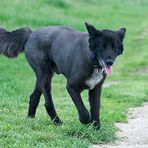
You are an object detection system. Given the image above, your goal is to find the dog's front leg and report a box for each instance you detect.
[67,84,90,124]
[89,85,102,129]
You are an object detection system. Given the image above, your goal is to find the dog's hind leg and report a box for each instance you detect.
[25,43,61,124]
[37,69,62,125]
[28,79,42,118]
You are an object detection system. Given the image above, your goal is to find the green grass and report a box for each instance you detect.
[0,0,148,147]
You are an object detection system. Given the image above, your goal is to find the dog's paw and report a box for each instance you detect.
[52,117,63,126]
[27,114,35,118]
[91,120,101,130]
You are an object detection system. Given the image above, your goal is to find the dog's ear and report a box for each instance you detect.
[117,28,126,41]
[85,22,101,37]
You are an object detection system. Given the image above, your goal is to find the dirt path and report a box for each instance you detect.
[93,103,148,148]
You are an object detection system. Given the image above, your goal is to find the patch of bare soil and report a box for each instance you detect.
[92,103,148,148]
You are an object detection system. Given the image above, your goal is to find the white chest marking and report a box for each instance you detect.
[85,69,103,90]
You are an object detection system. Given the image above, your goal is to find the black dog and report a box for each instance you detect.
[0,23,126,128]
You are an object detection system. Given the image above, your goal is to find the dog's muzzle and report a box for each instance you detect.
[97,57,113,75]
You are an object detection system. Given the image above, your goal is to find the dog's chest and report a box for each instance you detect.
[85,69,103,90]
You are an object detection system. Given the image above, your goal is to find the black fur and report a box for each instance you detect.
[0,23,126,128]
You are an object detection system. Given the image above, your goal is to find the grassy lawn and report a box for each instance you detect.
[0,0,148,147]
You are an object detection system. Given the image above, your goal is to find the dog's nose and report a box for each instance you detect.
[105,59,114,66]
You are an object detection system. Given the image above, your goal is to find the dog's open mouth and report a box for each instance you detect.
[98,58,112,75]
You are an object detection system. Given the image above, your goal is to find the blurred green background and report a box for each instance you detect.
[0,0,148,147]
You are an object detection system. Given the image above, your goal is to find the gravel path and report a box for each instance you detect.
[93,103,148,148]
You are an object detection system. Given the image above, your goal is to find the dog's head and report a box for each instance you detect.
[85,22,126,75]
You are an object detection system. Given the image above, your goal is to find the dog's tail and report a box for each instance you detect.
[0,27,32,58]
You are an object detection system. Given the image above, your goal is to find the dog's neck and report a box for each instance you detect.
[85,62,104,90]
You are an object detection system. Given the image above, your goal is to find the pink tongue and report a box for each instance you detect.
[105,66,112,75]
